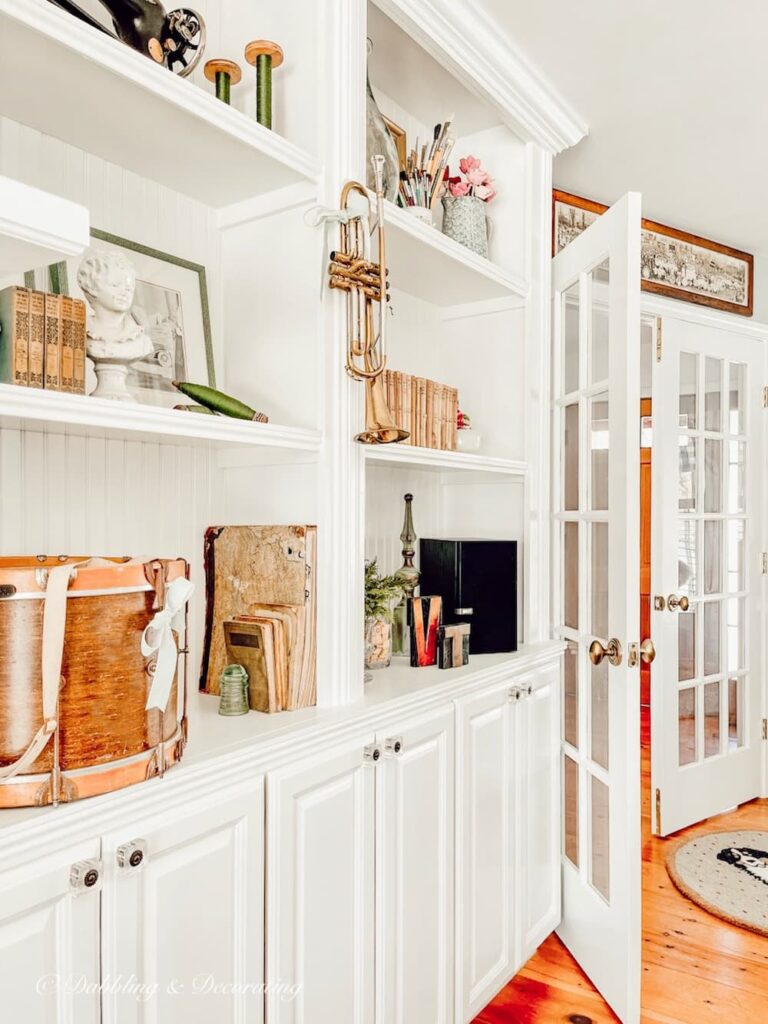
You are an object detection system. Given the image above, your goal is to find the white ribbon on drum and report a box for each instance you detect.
[0,562,74,781]
[141,576,195,711]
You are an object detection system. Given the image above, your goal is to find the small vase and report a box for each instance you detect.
[365,618,392,670]
[442,195,489,258]
[456,427,481,452]
[366,41,399,203]
[406,206,433,227]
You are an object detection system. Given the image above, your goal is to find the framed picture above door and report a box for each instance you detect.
[553,189,754,317]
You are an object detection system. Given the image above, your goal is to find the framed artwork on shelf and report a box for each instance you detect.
[552,189,754,317]
[26,230,215,407]
[383,115,407,171]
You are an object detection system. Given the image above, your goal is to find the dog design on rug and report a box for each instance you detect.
[717,846,768,886]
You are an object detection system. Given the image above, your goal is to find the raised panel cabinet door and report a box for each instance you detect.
[100,778,265,1024]
[265,737,376,1024]
[454,681,516,1024]
[517,663,562,963]
[376,705,455,1024]
[0,839,101,1024]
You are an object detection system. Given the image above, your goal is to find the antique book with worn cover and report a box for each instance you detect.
[0,286,30,386]
[44,292,62,391]
[72,298,87,395]
[202,524,317,709]
[28,290,45,389]
[60,295,76,393]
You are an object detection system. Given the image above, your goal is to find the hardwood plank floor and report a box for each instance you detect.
[474,709,768,1023]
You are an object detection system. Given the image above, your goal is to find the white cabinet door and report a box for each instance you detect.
[517,663,562,962]
[455,680,517,1024]
[0,840,101,1024]
[376,706,454,1024]
[101,779,265,1024]
[266,737,375,1024]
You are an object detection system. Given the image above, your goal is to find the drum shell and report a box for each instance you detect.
[0,557,188,807]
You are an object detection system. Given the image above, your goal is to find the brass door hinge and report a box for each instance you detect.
[763,386,768,408]
[762,719,767,741]
[762,552,768,575]
[655,787,662,835]
[655,318,662,362]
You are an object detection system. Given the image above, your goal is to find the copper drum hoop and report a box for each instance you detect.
[0,724,187,808]
[0,557,189,808]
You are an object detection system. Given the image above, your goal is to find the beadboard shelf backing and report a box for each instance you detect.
[385,200,528,305]
[0,1,319,208]
[0,385,322,455]
[365,444,527,476]
[0,175,89,275]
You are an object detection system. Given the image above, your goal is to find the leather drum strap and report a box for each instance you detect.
[0,563,73,782]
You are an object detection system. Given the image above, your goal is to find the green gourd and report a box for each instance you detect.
[172,382,268,422]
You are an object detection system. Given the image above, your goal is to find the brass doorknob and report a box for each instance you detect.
[667,594,689,612]
[639,638,656,664]
[589,638,623,667]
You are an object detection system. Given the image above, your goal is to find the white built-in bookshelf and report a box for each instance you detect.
[0,0,582,727]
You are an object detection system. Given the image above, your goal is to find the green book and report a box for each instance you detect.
[0,286,30,386]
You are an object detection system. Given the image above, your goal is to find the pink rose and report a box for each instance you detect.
[449,180,470,197]
[475,183,497,202]
[466,167,486,186]
[459,155,481,174]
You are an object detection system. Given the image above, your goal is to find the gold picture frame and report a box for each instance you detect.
[383,115,406,172]
[552,189,754,317]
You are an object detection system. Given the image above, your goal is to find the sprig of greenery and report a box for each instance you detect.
[364,559,403,622]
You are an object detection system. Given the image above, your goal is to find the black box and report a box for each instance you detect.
[419,539,517,654]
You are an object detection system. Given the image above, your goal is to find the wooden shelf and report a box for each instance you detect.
[0,384,322,455]
[0,176,89,275]
[0,0,320,208]
[365,443,527,476]
[384,200,528,307]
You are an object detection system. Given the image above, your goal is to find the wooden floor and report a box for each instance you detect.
[474,710,768,1024]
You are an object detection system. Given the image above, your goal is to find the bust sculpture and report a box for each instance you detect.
[77,250,153,402]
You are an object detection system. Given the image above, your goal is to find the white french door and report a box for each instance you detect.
[651,318,764,836]
[552,192,642,1024]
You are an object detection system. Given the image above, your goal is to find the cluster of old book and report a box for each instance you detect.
[383,369,459,450]
[0,285,87,393]
[201,525,318,713]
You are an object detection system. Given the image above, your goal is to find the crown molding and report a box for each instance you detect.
[373,0,587,154]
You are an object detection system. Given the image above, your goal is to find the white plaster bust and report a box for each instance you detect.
[77,249,153,401]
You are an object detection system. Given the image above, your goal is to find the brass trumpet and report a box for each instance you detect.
[329,155,409,444]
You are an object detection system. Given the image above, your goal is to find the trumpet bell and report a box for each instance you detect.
[354,376,410,445]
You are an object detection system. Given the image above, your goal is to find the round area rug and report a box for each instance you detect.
[666,830,768,937]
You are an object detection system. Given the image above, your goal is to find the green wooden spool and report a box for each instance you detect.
[244,39,284,129]
[204,59,242,105]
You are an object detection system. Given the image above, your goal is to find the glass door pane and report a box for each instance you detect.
[552,191,641,1023]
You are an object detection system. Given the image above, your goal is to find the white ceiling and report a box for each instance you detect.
[478,0,766,256]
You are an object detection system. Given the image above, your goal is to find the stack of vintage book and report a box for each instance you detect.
[0,285,87,393]
[382,369,458,450]
[201,525,317,712]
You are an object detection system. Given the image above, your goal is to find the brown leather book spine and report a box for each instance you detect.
[28,290,45,389]
[72,299,87,395]
[426,378,436,449]
[60,295,75,392]
[417,377,427,448]
[44,292,62,391]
